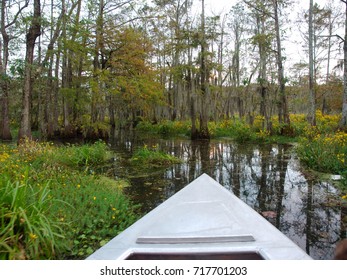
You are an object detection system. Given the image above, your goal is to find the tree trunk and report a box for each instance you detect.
[52,51,60,134]
[308,0,316,126]
[187,35,198,139]
[0,37,12,141]
[273,0,290,127]
[18,0,41,141]
[91,0,104,126]
[340,1,347,129]
[40,1,66,139]
[0,0,15,141]
[323,11,333,115]
[257,13,268,131]
[194,0,210,140]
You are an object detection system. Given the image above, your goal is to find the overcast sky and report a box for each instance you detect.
[200,0,344,77]
[202,0,337,16]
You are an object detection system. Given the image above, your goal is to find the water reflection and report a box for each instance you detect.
[108,134,346,260]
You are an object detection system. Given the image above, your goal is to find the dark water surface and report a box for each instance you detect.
[106,133,347,260]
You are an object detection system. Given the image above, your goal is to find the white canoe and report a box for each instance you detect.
[87,173,311,260]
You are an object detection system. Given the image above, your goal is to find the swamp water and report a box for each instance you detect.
[105,134,346,260]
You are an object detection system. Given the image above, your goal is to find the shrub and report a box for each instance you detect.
[316,110,340,134]
[290,113,309,136]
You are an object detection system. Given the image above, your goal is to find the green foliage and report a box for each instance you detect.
[136,120,191,137]
[102,27,163,118]
[251,33,273,48]
[213,119,255,142]
[0,140,138,259]
[9,59,25,77]
[136,111,342,144]
[294,110,347,184]
[50,141,111,168]
[296,131,347,174]
[53,175,138,259]
[158,121,191,137]
[0,179,66,260]
[130,144,182,167]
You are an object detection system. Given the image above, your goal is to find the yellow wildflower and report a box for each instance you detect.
[29,233,38,240]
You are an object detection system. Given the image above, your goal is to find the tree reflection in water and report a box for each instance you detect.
[109,135,346,260]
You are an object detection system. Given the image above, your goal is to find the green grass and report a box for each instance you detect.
[51,141,112,168]
[0,139,138,259]
[130,144,182,167]
[0,179,66,259]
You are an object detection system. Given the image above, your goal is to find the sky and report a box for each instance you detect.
[203,0,333,14]
[200,0,344,79]
[205,0,237,14]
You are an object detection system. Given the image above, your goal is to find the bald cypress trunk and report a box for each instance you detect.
[193,0,210,140]
[273,0,290,128]
[18,0,41,141]
[0,0,18,141]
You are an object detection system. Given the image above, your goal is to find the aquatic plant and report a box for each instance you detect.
[0,140,138,259]
[50,140,111,168]
[296,131,347,175]
[130,144,182,167]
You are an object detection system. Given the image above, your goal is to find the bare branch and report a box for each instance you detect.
[318,34,345,42]
[104,0,132,14]
[5,0,29,29]
[112,15,157,29]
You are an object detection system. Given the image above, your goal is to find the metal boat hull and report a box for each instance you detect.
[87,174,311,260]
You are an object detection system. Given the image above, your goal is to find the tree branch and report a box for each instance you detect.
[112,15,157,29]
[5,0,29,29]
[318,34,345,42]
[242,0,275,20]
[104,0,132,14]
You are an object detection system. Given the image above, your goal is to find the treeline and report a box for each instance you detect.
[0,0,346,142]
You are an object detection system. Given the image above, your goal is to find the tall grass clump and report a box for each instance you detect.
[0,140,138,259]
[51,140,111,168]
[130,144,182,167]
[0,178,65,259]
